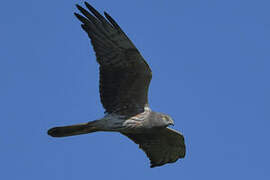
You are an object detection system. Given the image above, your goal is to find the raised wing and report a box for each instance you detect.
[75,2,152,116]
[122,128,186,168]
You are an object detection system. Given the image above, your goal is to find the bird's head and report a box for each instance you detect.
[147,112,174,128]
[161,114,174,126]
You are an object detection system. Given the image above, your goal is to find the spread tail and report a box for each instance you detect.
[47,121,100,137]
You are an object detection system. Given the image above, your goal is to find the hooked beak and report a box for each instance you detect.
[169,118,174,126]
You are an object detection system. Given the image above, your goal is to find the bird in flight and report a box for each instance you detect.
[48,2,186,168]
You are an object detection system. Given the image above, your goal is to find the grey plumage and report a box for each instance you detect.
[48,1,186,168]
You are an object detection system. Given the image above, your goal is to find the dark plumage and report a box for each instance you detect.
[48,2,186,168]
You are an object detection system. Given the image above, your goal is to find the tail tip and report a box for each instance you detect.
[47,127,61,137]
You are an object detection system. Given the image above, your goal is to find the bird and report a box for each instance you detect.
[47,1,186,168]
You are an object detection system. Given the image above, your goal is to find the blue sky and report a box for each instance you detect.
[1,0,269,179]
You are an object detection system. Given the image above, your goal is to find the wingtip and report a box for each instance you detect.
[74,12,87,23]
[150,164,159,168]
[74,12,80,18]
[150,160,161,168]
[75,4,82,10]
[84,1,93,10]
[150,163,162,168]
[84,2,101,15]
[84,1,91,7]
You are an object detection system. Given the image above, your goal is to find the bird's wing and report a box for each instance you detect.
[75,2,152,116]
[122,127,186,168]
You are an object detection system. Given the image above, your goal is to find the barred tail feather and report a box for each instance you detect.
[47,121,100,137]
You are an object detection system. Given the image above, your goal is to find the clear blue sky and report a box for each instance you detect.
[1,0,269,179]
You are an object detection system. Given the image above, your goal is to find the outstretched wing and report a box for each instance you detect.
[122,128,186,168]
[75,2,152,116]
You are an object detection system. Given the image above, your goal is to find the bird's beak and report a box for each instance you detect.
[169,119,174,126]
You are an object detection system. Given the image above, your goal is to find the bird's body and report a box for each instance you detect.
[48,1,186,168]
[49,107,170,135]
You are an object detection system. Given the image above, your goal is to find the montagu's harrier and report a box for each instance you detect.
[48,2,186,168]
